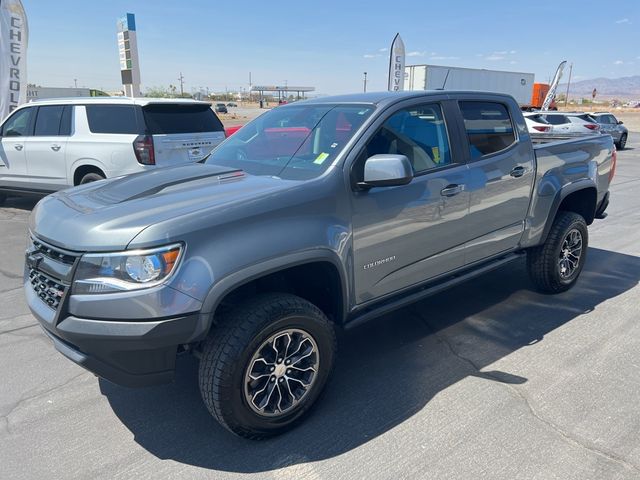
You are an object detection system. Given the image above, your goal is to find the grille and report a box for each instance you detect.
[28,237,78,311]
[28,268,67,310]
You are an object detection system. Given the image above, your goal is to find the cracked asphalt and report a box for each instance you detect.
[1,138,640,479]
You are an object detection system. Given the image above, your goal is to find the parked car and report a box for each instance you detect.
[0,98,225,203]
[523,112,553,133]
[587,112,628,149]
[25,91,614,439]
[215,103,228,113]
[227,102,238,108]
[537,112,600,135]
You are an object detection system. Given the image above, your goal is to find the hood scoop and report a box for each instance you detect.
[86,164,244,204]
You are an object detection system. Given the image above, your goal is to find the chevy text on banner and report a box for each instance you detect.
[387,33,405,92]
[0,0,28,121]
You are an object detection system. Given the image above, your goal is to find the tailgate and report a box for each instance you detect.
[142,103,225,167]
[152,132,225,166]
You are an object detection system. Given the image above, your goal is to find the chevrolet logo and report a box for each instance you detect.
[26,253,44,270]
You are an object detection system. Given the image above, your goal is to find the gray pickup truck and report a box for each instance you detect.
[24,91,615,439]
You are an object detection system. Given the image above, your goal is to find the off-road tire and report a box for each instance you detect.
[79,172,105,185]
[527,211,588,293]
[198,293,337,439]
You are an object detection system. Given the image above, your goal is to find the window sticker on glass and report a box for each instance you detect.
[313,152,330,164]
[431,147,441,163]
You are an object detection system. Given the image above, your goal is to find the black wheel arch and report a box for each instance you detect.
[198,250,349,337]
[539,181,597,244]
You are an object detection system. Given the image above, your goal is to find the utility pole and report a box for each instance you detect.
[363,72,367,93]
[74,78,78,88]
[564,62,573,107]
[249,71,252,103]
[178,72,185,96]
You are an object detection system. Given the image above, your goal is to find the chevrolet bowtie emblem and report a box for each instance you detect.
[26,253,44,269]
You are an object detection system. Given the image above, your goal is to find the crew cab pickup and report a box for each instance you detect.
[24,91,615,439]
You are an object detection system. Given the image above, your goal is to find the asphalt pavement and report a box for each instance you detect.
[1,138,640,479]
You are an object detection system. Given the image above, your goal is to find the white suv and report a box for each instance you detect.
[537,112,601,135]
[0,97,225,203]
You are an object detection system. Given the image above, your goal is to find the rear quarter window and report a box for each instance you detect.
[459,101,516,159]
[543,115,568,125]
[86,105,140,134]
[142,104,224,134]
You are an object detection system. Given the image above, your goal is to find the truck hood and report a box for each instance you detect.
[30,164,297,251]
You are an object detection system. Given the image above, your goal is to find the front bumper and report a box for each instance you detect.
[27,281,204,387]
[24,236,208,387]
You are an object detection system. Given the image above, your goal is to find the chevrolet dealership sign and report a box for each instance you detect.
[0,0,28,120]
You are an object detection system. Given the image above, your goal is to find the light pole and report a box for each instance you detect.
[363,72,367,93]
[564,63,573,107]
[74,78,78,88]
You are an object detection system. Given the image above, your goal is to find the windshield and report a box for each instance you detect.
[206,103,374,180]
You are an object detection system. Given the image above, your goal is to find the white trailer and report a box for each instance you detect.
[405,64,535,105]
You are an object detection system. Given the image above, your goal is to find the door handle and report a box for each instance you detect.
[50,145,61,152]
[440,184,465,197]
[510,166,527,178]
[14,144,23,151]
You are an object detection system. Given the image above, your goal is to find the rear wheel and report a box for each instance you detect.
[79,172,105,185]
[617,133,627,150]
[198,293,337,439]
[527,211,588,293]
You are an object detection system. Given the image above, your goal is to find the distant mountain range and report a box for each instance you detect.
[560,75,640,99]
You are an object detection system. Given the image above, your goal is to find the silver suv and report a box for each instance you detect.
[587,112,628,149]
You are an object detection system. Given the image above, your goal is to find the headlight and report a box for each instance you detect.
[73,243,183,294]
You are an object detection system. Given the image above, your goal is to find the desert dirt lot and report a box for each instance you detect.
[1,135,640,479]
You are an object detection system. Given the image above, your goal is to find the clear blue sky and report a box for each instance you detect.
[24,0,640,95]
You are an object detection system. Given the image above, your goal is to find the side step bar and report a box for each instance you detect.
[345,252,524,330]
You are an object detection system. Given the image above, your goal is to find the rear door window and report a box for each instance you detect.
[86,105,140,134]
[459,101,515,159]
[34,106,65,136]
[142,104,224,134]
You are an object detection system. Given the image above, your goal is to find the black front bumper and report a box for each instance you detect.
[26,281,202,387]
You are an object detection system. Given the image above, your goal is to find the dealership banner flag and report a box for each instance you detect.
[541,60,567,111]
[388,33,405,92]
[0,0,28,121]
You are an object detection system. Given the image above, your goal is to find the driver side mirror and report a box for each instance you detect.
[617,120,624,125]
[358,154,413,189]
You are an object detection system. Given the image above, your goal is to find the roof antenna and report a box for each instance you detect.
[437,69,451,90]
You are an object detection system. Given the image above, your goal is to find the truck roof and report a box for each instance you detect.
[27,97,211,107]
[296,90,516,107]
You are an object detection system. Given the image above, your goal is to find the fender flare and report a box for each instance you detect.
[539,179,597,244]
[197,249,350,334]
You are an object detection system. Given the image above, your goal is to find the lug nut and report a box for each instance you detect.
[285,359,291,365]
[279,378,284,383]
[287,370,291,374]
[277,358,283,363]
[270,366,275,372]
[270,377,275,382]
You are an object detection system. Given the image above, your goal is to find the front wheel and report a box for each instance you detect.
[198,293,337,439]
[527,211,588,293]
